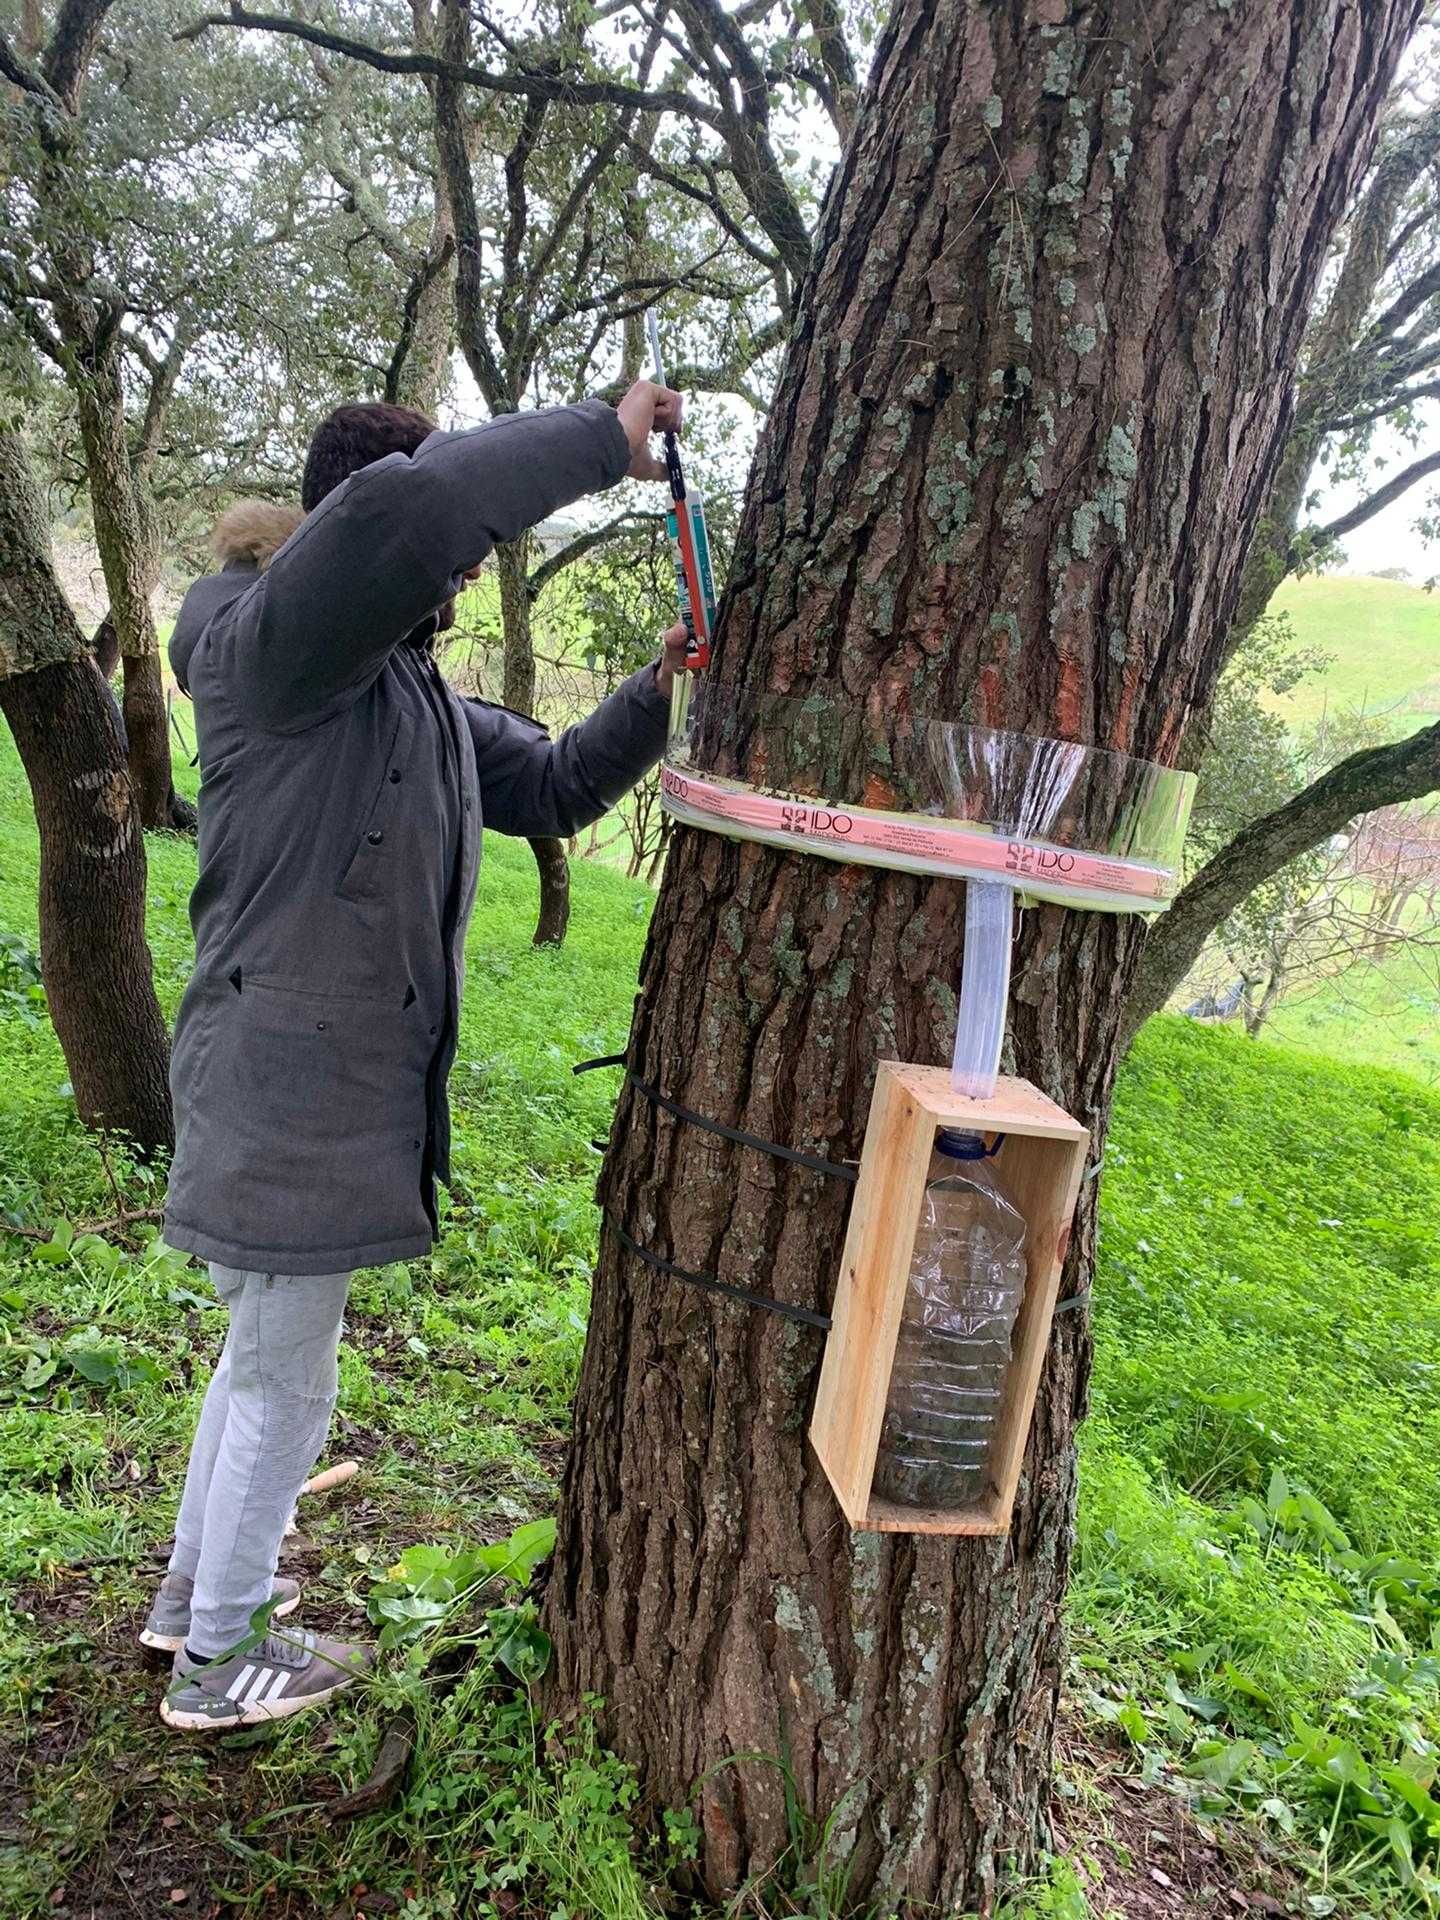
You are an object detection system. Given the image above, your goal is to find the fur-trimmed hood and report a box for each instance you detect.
[210,498,304,570]
[169,500,305,692]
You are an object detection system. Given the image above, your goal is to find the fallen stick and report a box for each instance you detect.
[284,1458,361,1535]
[329,1707,417,1823]
[301,1460,360,1496]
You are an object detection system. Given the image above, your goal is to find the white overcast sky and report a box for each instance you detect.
[1304,411,1439,579]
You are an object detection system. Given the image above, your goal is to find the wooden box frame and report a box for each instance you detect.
[810,1062,1088,1536]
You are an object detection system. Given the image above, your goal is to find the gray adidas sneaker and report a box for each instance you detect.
[160,1628,372,1730]
[140,1572,301,1653]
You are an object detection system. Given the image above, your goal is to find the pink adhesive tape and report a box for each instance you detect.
[659,765,1172,910]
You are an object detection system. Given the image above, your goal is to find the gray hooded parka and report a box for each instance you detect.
[163,400,668,1275]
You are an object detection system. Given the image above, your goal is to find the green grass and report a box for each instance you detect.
[1266,573,1440,727]
[4,724,1440,1916]
[1075,1019,1440,1913]
[1258,938,1440,1085]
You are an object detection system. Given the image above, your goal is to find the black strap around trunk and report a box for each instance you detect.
[574,1054,857,1184]
[576,1053,849,1326]
[607,1215,833,1331]
[574,1054,1090,1326]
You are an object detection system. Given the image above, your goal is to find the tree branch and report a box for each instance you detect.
[1125,721,1440,1044]
[795,0,858,143]
[40,0,117,111]
[132,318,192,481]
[316,89,422,278]
[0,251,69,365]
[176,4,722,126]
[0,27,64,108]
[432,2,506,407]
[384,232,455,403]
[1365,256,1440,348]
[1305,445,1440,548]
[624,137,782,273]
[526,509,666,600]
[1318,377,1440,435]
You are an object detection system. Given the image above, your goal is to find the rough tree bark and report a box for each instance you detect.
[388,182,456,418]
[546,2,1419,1910]
[0,429,173,1154]
[528,834,572,948]
[3,0,191,835]
[497,532,536,715]
[70,359,179,833]
[492,529,571,944]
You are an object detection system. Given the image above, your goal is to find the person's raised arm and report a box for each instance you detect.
[209,385,680,734]
[463,626,689,838]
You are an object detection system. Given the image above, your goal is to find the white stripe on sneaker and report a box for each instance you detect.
[260,1670,290,1704]
[225,1664,256,1703]
[242,1667,276,1705]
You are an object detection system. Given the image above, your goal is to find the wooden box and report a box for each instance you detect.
[810,1062,1088,1536]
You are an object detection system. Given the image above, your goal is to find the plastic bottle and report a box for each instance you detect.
[871,1130,1028,1510]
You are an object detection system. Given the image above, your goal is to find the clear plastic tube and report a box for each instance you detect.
[951,880,1014,1099]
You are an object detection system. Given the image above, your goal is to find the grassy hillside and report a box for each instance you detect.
[1260,939,1440,1084]
[3,732,1440,1916]
[1266,573,1440,727]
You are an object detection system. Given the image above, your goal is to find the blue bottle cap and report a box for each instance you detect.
[936,1127,1004,1160]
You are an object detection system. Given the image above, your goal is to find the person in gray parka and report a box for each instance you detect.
[147,381,687,1729]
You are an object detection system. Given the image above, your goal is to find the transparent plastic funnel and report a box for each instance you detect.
[661,676,1196,1099]
[662,678,1194,914]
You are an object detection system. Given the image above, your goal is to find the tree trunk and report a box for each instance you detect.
[0,659,174,1152]
[120,647,175,828]
[71,356,178,831]
[1,428,173,1156]
[391,177,456,417]
[545,2,1419,1910]
[92,609,121,682]
[1243,971,1283,1037]
[528,835,572,946]
[497,534,536,714]
[495,532,570,946]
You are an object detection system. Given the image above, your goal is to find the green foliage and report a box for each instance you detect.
[1190,612,1331,865]
[0,931,44,1028]
[1076,1018,1440,1911]
[994,1855,1118,1920]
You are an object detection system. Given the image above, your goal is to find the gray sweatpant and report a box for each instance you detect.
[168,1264,350,1657]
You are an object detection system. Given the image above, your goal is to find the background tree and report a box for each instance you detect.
[543,2,1422,1911]
[0,0,318,827]
[1129,34,1440,1028]
[190,0,860,313]
[1351,797,1440,940]
[1161,625,1440,1036]
[197,0,796,942]
[0,424,171,1151]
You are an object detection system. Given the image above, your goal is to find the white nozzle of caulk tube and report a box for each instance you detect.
[950,879,1015,1100]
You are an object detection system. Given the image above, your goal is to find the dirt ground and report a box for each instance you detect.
[4,1597,1307,1920]
[1057,1730,1302,1919]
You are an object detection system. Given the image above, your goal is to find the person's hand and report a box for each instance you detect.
[616,379,683,483]
[654,621,690,698]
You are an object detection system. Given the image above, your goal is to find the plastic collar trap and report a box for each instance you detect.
[639,673,1194,1534]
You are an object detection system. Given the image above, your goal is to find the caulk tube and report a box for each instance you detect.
[647,309,713,669]
[665,489,717,663]
[950,879,1015,1100]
